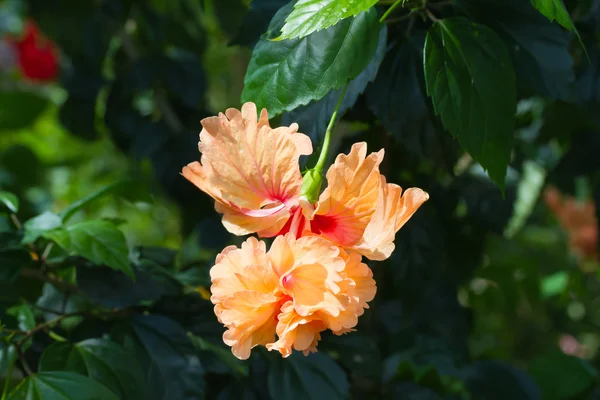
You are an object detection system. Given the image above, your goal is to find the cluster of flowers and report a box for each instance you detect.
[543,186,598,263]
[182,103,428,359]
[0,20,58,82]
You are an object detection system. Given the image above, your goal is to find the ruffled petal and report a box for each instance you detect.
[351,178,429,260]
[311,142,383,247]
[183,102,312,237]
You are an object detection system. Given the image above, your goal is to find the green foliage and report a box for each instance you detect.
[7,371,119,400]
[529,0,576,31]
[39,339,147,399]
[43,220,133,277]
[1,0,600,399]
[424,18,516,189]
[276,0,379,40]
[242,5,380,117]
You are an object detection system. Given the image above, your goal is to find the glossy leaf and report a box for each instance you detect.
[231,0,290,47]
[39,339,147,400]
[424,18,516,189]
[281,24,387,144]
[529,0,575,31]
[43,220,133,277]
[276,0,378,40]
[267,352,349,400]
[7,371,119,400]
[113,315,204,400]
[242,6,380,117]
[22,212,62,244]
[0,191,18,213]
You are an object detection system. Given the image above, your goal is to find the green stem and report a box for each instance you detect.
[379,0,405,23]
[1,352,15,399]
[314,82,350,172]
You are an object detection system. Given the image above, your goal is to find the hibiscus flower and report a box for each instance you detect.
[182,102,429,261]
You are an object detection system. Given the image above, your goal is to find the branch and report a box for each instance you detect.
[19,267,82,295]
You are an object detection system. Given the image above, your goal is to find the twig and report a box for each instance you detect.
[19,268,82,295]
[17,312,84,347]
[9,214,22,230]
[424,8,440,23]
[14,343,32,376]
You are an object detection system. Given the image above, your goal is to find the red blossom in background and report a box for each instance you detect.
[9,20,59,82]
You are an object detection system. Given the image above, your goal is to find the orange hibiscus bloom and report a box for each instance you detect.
[210,234,376,359]
[182,102,429,260]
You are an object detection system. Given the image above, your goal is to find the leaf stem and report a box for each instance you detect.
[314,82,350,172]
[14,343,32,377]
[1,353,15,399]
[379,0,406,23]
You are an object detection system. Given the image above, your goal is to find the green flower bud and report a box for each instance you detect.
[301,168,323,203]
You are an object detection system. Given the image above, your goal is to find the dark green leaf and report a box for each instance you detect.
[457,0,574,101]
[6,304,36,331]
[77,264,179,308]
[0,191,18,213]
[7,371,119,400]
[276,0,378,40]
[39,338,147,400]
[36,283,89,323]
[281,24,386,144]
[529,0,576,31]
[0,91,48,132]
[424,18,516,189]
[112,315,204,400]
[464,361,541,400]
[43,220,133,277]
[529,350,598,400]
[242,6,381,117]
[267,352,349,400]
[0,342,16,376]
[22,212,62,244]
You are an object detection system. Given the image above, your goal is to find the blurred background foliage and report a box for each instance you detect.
[0,0,600,399]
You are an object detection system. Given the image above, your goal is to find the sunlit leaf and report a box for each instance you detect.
[276,0,378,40]
[242,6,380,117]
[43,220,133,277]
[0,191,18,213]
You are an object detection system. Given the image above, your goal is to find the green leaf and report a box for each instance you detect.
[43,220,133,277]
[267,352,349,400]
[281,24,387,144]
[39,339,147,400]
[22,212,62,244]
[0,91,49,132]
[112,315,204,400]
[457,0,574,101]
[424,18,516,190]
[529,350,598,400]
[231,0,290,47]
[7,371,119,400]
[276,0,378,40]
[242,6,380,117]
[529,0,575,31]
[464,361,541,400]
[77,264,179,308]
[6,304,36,332]
[0,192,18,213]
[0,342,16,376]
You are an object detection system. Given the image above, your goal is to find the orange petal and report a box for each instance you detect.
[182,102,312,237]
[210,237,282,359]
[267,301,326,358]
[351,177,429,260]
[311,142,383,247]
